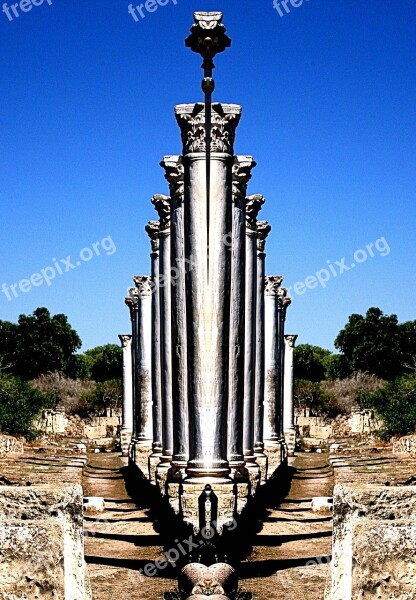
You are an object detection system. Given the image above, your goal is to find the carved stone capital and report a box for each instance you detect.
[264,275,283,296]
[160,155,184,200]
[232,155,257,199]
[257,220,271,252]
[118,334,132,348]
[175,103,241,155]
[185,12,231,59]
[145,220,160,253]
[246,195,265,230]
[151,194,171,229]
[125,289,139,315]
[133,275,153,298]
[284,334,298,348]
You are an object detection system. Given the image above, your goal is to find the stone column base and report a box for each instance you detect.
[284,428,296,457]
[148,453,162,484]
[131,442,152,480]
[180,477,242,535]
[264,441,285,479]
[255,454,268,484]
[120,428,132,457]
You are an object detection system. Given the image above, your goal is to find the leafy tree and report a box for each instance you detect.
[77,379,122,418]
[84,344,122,382]
[362,374,416,440]
[335,308,402,380]
[294,344,332,382]
[14,308,81,380]
[324,353,351,380]
[399,320,416,374]
[0,320,18,372]
[294,379,336,417]
[0,373,54,439]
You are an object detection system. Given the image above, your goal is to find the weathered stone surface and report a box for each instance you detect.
[0,520,65,599]
[330,483,416,600]
[0,484,90,600]
[296,416,333,440]
[35,410,69,435]
[0,435,23,456]
[348,410,382,436]
[393,434,416,455]
[351,520,416,598]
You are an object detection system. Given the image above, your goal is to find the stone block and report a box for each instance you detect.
[330,483,416,600]
[0,484,90,600]
[351,520,416,598]
[83,497,105,513]
[83,424,107,440]
[0,435,24,456]
[0,519,65,599]
[393,434,416,455]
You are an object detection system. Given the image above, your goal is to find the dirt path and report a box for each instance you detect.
[84,452,333,600]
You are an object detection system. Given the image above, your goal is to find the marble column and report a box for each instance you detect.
[284,334,298,456]
[244,195,264,473]
[145,221,163,460]
[277,290,291,444]
[254,220,271,480]
[160,156,189,470]
[263,276,283,476]
[118,334,133,457]
[175,102,241,479]
[125,289,139,446]
[227,156,256,469]
[151,195,173,474]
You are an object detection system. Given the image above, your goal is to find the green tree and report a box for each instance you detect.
[0,320,18,372]
[399,320,416,374]
[84,344,122,382]
[324,353,351,380]
[14,308,82,380]
[335,307,402,380]
[0,373,54,439]
[362,374,416,440]
[294,344,332,382]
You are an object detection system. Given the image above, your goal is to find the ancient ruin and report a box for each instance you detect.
[120,12,298,539]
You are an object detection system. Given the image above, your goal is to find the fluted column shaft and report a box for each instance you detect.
[284,334,298,432]
[254,221,270,453]
[133,277,153,445]
[161,156,189,466]
[146,222,163,454]
[119,335,133,433]
[263,277,283,443]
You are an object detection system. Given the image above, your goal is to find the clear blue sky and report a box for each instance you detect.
[0,0,414,352]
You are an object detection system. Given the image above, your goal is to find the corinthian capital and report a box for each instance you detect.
[185,12,231,59]
[246,195,265,230]
[160,156,184,200]
[145,220,160,253]
[264,275,283,296]
[151,194,171,230]
[284,334,298,348]
[133,275,153,298]
[125,288,139,315]
[232,156,257,199]
[175,103,242,155]
[118,334,132,348]
[257,220,271,252]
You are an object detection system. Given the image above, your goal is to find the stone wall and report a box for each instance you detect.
[35,410,69,435]
[0,484,91,599]
[347,409,382,435]
[0,435,24,456]
[393,434,416,455]
[296,416,333,440]
[329,483,416,600]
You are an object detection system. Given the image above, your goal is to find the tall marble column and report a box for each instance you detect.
[244,195,264,474]
[254,220,271,480]
[284,334,298,457]
[145,221,163,461]
[151,195,173,475]
[277,290,291,445]
[160,156,189,469]
[118,334,133,457]
[125,289,139,446]
[175,102,241,479]
[227,156,256,469]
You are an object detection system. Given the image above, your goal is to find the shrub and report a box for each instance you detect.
[361,374,416,440]
[294,380,337,417]
[31,372,95,416]
[76,379,122,419]
[0,374,54,439]
[321,372,385,416]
